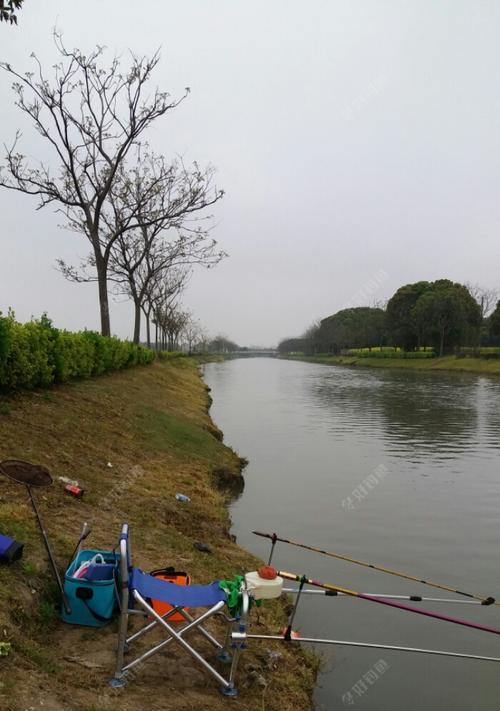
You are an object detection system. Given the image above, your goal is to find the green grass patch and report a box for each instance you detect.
[15,640,59,674]
[157,350,189,360]
[0,515,27,543]
[135,405,224,464]
[0,678,16,695]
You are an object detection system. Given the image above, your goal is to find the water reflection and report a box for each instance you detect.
[307,368,485,463]
[204,359,500,711]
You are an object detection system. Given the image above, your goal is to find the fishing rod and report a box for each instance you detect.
[66,522,91,572]
[282,588,484,605]
[253,530,498,606]
[278,571,500,637]
[236,634,500,664]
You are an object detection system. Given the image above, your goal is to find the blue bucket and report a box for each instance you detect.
[62,549,120,627]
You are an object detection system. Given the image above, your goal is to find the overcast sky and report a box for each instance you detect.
[1,1,499,346]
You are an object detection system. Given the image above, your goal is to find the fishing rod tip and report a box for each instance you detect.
[481,597,495,606]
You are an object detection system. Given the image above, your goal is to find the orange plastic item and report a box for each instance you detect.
[258,565,277,580]
[280,626,300,639]
[149,570,191,622]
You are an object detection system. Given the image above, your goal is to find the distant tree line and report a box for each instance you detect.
[279,280,500,357]
[202,336,239,354]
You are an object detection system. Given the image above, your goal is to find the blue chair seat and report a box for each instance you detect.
[131,568,228,608]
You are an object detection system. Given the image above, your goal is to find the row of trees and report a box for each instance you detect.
[205,336,239,353]
[0,35,224,345]
[279,280,500,357]
[152,317,239,355]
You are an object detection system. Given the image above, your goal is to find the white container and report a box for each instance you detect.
[245,571,283,599]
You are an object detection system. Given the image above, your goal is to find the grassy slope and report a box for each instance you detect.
[0,359,317,711]
[282,354,500,375]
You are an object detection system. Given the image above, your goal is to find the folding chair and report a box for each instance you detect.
[109,524,249,696]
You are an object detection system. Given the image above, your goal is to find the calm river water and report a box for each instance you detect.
[204,357,500,711]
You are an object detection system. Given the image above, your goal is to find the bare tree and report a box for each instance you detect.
[154,298,189,351]
[208,335,239,353]
[182,315,205,354]
[465,283,499,319]
[0,0,23,24]
[144,268,189,349]
[101,151,224,343]
[0,35,188,335]
[302,319,321,340]
[149,270,189,350]
[166,308,189,351]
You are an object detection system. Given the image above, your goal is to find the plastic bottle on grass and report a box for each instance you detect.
[175,493,190,503]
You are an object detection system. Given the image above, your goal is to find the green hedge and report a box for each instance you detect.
[344,346,434,354]
[345,349,436,359]
[0,313,155,391]
[157,350,188,361]
[459,347,500,359]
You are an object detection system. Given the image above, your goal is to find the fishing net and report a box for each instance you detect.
[0,459,53,487]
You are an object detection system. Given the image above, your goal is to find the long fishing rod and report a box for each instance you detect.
[253,530,498,606]
[238,634,500,664]
[278,571,500,636]
[282,588,484,605]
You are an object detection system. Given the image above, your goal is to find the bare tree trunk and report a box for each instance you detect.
[133,300,141,344]
[145,315,151,348]
[95,251,111,337]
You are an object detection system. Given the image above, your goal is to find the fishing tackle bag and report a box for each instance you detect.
[62,548,120,627]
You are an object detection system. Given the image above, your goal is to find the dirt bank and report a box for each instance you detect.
[0,358,317,711]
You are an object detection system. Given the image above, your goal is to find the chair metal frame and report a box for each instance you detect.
[109,524,249,696]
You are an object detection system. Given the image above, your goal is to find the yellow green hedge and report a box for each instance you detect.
[0,313,155,391]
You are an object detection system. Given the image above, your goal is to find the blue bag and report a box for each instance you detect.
[62,549,120,627]
[0,533,23,563]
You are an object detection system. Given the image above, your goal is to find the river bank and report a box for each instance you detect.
[280,353,500,375]
[0,358,317,710]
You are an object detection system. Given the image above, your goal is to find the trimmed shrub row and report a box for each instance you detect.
[344,346,434,354]
[157,351,188,361]
[344,349,436,359]
[0,313,155,391]
[459,347,500,358]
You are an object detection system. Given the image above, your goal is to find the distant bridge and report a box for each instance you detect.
[227,350,278,358]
